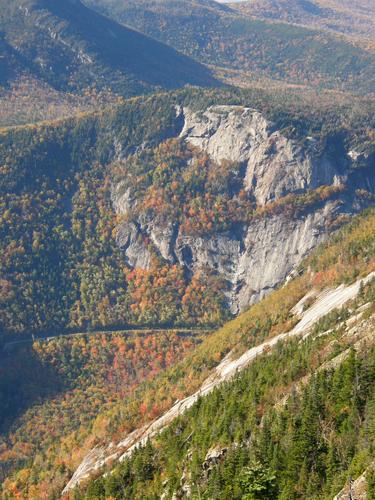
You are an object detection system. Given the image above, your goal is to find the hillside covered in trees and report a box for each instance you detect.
[0,0,217,93]
[1,1,375,498]
[0,0,217,127]
[2,0,375,128]
[0,329,203,497]
[66,210,375,498]
[2,205,374,498]
[83,322,375,499]
[1,87,375,340]
[86,0,375,93]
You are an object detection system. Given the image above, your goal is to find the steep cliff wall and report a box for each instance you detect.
[111,105,374,313]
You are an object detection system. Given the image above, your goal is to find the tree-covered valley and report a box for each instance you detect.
[2,200,375,498]
[0,0,375,498]
[1,87,375,338]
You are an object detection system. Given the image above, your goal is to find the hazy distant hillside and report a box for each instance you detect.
[85,0,375,93]
[0,0,216,125]
[233,0,375,42]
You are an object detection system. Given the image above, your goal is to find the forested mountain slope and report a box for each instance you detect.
[0,329,203,497]
[1,87,375,340]
[59,209,375,499]
[1,199,374,497]
[1,1,375,499]
[233,0,375,42]
[79,310,375,498]
[0,0,216,126]
[85,0,375,93]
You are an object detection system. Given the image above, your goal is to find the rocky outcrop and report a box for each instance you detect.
[179,105,345,205]
[111,105,374,313]
[333,464,374,499]
[62,272,375,494]
[173,202,336,311]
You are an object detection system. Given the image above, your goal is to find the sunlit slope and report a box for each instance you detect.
[86,0,375,92]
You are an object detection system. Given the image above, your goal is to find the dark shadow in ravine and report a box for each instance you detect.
[0,343,64,436]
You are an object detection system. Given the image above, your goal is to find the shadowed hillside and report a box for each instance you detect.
[0,0,217,119]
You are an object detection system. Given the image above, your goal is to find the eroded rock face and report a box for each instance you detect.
[111,105,373,313]
[230,202,333,309]
[180,105,345,205]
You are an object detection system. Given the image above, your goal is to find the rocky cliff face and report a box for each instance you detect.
[111,105,374,313]
[179,106,345,205]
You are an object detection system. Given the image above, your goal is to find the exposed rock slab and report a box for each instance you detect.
[62,272,375,494]
[111,104,373,313]
[333,465,374,499]
[180,105,344,206]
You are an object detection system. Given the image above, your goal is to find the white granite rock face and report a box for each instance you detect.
[233,203,333,310]
[180,105,344,205]
[110,105,371,313]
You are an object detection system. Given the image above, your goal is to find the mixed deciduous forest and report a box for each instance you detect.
[0,330,202,497]
[1,87,375,338]
[1,209,374,498]
[0,0,375,495]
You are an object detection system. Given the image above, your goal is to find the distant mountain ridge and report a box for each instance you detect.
[85,0,375,93]
[0,0,217,95]
[232,0,375,42]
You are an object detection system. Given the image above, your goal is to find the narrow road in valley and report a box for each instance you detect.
[2,327,212,352]
[63,271,375,494]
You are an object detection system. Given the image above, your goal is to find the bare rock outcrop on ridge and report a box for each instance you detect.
[111,105,374,313]
[179,105,344,206]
